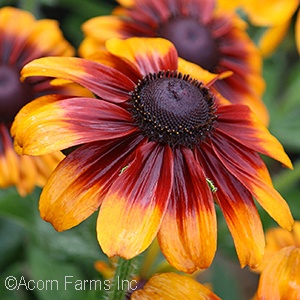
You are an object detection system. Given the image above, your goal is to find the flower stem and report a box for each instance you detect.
[107,257,137,300]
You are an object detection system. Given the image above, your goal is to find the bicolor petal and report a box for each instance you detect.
[217,104,292,169]
[199,143,265,268]
[40,136,143,231]
[12,95,137,155]
[105,37,178,75]
[97,141,173,259]
[158,147,217,273]
[21,56,135,102]
[211,132,294,230]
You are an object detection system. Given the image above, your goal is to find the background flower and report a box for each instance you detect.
[0,6,75,195]
[253,222,300,299]
[79,0,269,125]
[217,0,300,56]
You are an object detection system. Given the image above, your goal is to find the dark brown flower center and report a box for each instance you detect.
[0,64,34,123]
[158,17,220,72]
[130,71,217,148]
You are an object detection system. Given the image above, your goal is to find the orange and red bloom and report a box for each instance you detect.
[80,0,268,125]
[253,222,300,299]
[218,0,300,56]
[12,37,293,273]
[0,6,77,195]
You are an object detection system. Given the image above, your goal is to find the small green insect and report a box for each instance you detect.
[206,178,218,193]
[119,165,129,176]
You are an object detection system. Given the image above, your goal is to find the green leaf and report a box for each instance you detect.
[0,188,38,228]
[26,245,92,300]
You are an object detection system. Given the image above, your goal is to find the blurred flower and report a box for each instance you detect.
[131,272,220,299]
[12,37,293,272]
[0,6,78,195]
[217,0,300,56]
[253,222,300,299]
[79,0,269,125]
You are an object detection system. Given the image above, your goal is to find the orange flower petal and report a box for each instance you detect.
[157,148,217,273]
[199,144,265,268]
[217,104,293,169]
[117,0,135,7]
[80,16,124,47]
[217,0,242,11]
[79,50,141,83]
[0,125,19,188]
[21,56,135,102]
[97,142,173,259]
[23,19,74,61]
[105,37,178,75]
[12,95,136,155]
[256,246,300,299]
[255,221,300,273]
[243,0,299,26]
[296,10,300,54]
[39,137,142,231]
[211,131,294,231]
[178,57,232,86]
[32,152,65,188]
[0,7,74,65]
[131,273,221,300]
[0,7,35,52]
[258,21,290,57]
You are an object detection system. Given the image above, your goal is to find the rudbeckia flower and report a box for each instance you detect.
[253,222,300,299]
[12,37,293,273]
[131,272,220,299]
[79,0,269,125]
[0,6,78,195]
[217,0,300,56]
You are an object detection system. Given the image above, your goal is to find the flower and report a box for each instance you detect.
[0,6,78,195]
[79,0,269,125]
[12,37,293,273]
[253,222,300,299]
[131,272,220,299]
[217,0,300,56]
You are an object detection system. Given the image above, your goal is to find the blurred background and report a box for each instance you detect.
[0,0,299,299]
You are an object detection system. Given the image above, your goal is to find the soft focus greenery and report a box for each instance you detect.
[0,1,299,299]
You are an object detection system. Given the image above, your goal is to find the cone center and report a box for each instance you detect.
[130,71,217,148]
[158,17,220,72]
[0,64,33,123]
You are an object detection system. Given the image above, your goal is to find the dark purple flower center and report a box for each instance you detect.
[0,64,34,123]
[130,71,217,148]
[158,17,220,72]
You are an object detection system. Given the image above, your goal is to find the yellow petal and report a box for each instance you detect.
[131,273,221,300]
[243,0,299,26]
[116,0,135,7]
[157,148,217,273]
[258,21,290,57]
[256,246,300,299]
[216,0,243,11]
[178,58,232,86]
[97,142,173,259]
[296,10,300,54]
[105,37,178,75]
